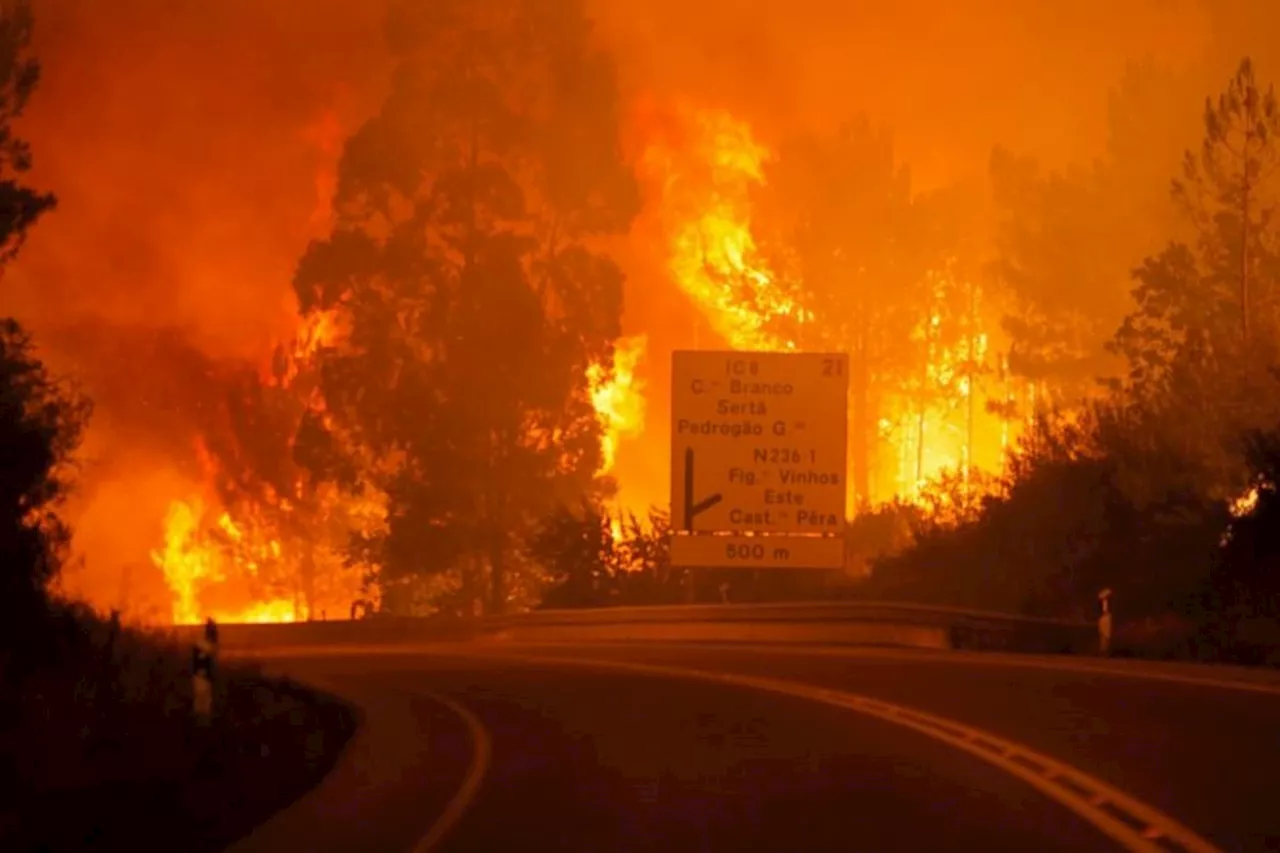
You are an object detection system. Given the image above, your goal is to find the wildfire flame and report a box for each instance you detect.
[639,105,802,351]
[151,476,383,625]
[888,276,994,500]
[1220,484,1262,546]
[152,498,213,625]
[1231,486,1260,518]
[147,97,1016,622]
[150,497,299,625]
[640,103,1006,509]
[588,335,648,474]
[150,303,375,626]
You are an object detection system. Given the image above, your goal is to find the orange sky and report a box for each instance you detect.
[7,0,1278,609]
[12,0,388,359]
[13,0,389,609]
[591,0,1218,187]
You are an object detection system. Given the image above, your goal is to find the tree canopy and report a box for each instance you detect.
[868,59,1280,662]
[293,0,639,614]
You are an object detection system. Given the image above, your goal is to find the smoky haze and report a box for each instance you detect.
[598,0,1233,183]
[13,0,389,610]
[6,0,1279,613]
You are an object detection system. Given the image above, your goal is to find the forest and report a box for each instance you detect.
[1,0,1278,667]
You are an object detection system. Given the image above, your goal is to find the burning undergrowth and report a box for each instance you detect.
[48,316,384,624]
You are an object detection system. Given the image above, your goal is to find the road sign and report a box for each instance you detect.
[670,350,848,569]
[670,534,846,570]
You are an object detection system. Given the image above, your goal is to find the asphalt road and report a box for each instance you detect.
[229,644,1280,853]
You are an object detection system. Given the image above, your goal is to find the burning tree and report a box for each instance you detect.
[636,105,1005,511]
[78,315,386,626]
[293,0,640,615]
[156,322,384,624]
[751,119,997,506]
[636,104,802,351]
[587,334,647,476]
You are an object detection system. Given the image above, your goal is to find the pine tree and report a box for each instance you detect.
[1116,59,1280,374]
[1111,59,1280,494]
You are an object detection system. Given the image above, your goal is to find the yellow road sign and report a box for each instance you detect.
[670,351,849,538]
[670,534,846,570]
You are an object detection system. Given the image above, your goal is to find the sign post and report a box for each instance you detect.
[670,350,849,570]
[1097,588,1113,656]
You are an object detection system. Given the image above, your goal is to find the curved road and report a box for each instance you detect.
[229,644,1280,853]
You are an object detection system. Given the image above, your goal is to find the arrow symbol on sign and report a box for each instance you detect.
[683,447,722,531]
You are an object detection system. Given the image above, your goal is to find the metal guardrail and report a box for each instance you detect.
[492,600,1087,628]
[181,600,1095,656]
[489,601,1093,654]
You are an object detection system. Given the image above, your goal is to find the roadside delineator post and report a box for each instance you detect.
[1097,588,1113,656]
[192,617,218,724]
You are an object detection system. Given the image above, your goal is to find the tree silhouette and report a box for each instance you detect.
[1111,58,1280,494]
[293,0,639,614]
[754,118,931,505]
[529,501,620,608]
[0,1,87,649]
[0,1,54,267]
[0,322,91,640]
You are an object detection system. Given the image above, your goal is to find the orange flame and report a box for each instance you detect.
[887,275,994,500]
[639,104,1012,510]
[588,335,647,474]
[224,599,300,624]
[151,498,213,625]
[153,304,380,625]
[639,106,803,351]
[1231,486,1260,518]
[151,484,382,625]
[150,496,298,625]
[266,307,342,387]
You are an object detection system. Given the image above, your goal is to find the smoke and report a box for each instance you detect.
[592,0,1227,186]
[13,0,388,355]
[9,0,389,608]
[593,0,1280,512]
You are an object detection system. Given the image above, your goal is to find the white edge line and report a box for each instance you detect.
[410,689,493,853]
[456,650,1221,853]
[282,674,493,853]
